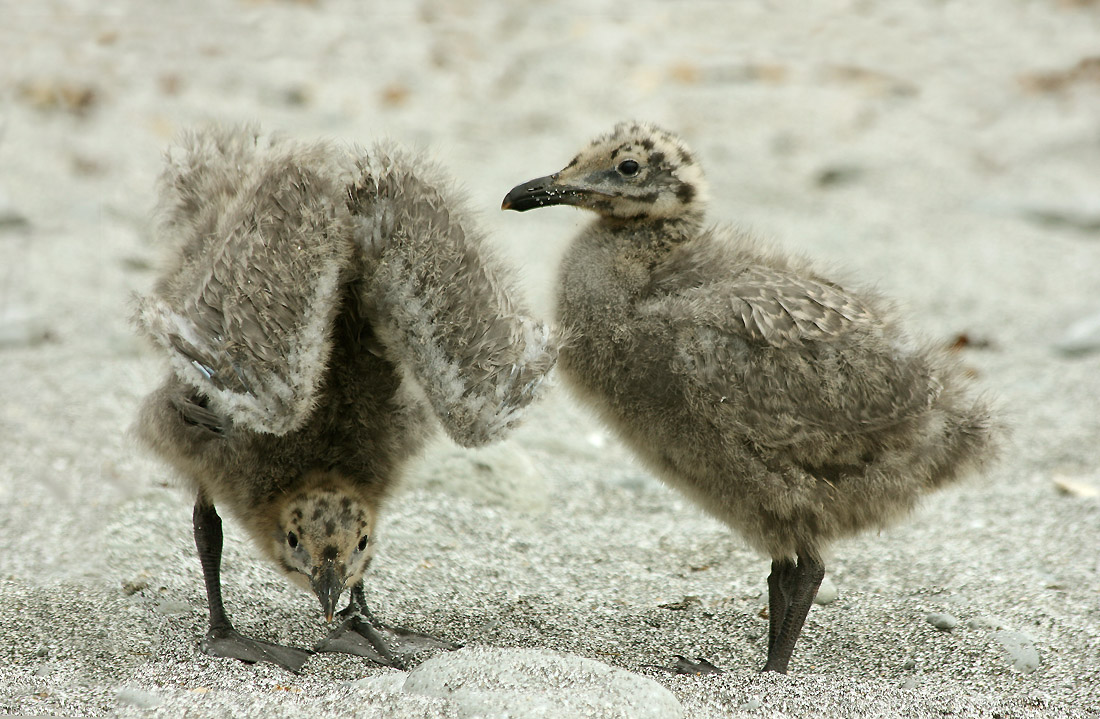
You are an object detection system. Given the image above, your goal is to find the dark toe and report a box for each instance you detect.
[203,627,313,673]
[314,615,459,668]
[314,617,394,666]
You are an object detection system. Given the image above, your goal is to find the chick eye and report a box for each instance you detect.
[617,159,640,177]
[357,535,369,552]
[287,531,299,549]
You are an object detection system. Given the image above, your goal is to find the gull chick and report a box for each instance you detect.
[503,122,996,673]
[135,125,556,672]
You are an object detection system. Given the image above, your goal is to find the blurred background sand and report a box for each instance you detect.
[1,1,1099,716]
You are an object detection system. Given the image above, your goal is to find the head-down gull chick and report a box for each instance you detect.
[503,122,997,674]
[134,125,556,673]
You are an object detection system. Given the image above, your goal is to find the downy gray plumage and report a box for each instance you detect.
[503,122,997,674]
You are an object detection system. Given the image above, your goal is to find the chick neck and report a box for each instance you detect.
[593,207,704,267]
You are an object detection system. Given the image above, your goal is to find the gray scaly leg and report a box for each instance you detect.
[762,553,824,674]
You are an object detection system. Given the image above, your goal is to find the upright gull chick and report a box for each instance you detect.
[135,125,556,672]
[503,122,996,673]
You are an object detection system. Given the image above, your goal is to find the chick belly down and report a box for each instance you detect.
[563,356,927,560]
[630,416,928,558]
[599,400,802,556]
[557,351,770,538]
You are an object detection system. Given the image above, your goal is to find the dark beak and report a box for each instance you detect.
[311,561,344,622]
[502,174,581,212]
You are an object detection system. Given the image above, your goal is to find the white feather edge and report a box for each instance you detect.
[134,239,344,437]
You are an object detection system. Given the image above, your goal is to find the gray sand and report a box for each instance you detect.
[2,1,1099,716]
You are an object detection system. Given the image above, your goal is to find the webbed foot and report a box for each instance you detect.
[314,613,459,669]
[203,625,313,674]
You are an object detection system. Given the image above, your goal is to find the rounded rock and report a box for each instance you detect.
[925,612,958,631]
[994,630,1040,673]
[813,575,838,605]
[403,646,684,719]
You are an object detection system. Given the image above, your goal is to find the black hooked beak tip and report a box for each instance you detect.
[502,174,571,212]
[311,561,344,622]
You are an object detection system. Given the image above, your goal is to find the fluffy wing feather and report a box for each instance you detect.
[135,129,353,435]
[657,266,937,444]
[349,146,557,447]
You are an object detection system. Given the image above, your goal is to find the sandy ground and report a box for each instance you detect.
[2,0,1100,717]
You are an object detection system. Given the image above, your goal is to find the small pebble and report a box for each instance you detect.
[658,595,701,611]
[0,190,29,229]
[926,612,958,631]
[0,313,52,349]
[0,210,29,229]
[122,578,151,596]
[813,575,838,605]
[1054,311,1100,356]
[901,677,919,690]
[740,697,763,710]
[1051,474,1099,498]
[814,164,863,188]
[476,619,503,635]
[1024,205,1100,233]
[994,630,1040,673]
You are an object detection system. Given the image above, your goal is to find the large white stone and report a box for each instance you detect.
[403,646,684,719]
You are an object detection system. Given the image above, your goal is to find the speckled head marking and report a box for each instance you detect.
[271,472,377,620]
[502,121,708,220]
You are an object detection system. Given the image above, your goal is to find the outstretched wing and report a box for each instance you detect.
[136,131,353,435]
[658,266,936,445]
[349,145,558,447]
